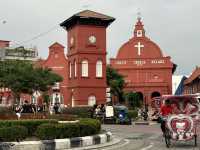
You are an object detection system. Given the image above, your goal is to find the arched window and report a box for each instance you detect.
[88,95,96,106]
[72,95,75,107]
[74,60,77,77]
[81,60,88,77]
[96,60,103,77]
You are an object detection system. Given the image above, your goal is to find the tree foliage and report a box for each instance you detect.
[106,66,125,103]
[125,92,142,109]
[0,60,63,103]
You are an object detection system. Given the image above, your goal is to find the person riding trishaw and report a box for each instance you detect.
[160,99,173,134]
[159,95,200,147]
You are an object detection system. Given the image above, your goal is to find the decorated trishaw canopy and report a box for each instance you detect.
[161,95,199,104]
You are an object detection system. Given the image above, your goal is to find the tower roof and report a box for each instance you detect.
[74,10,114,20]
[60,10,115,30]
[49,42,65,49]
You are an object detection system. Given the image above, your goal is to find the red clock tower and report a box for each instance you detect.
[60,10,115,106]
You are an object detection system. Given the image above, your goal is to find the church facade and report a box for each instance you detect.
[110,17,175,105]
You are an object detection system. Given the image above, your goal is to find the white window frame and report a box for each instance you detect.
[74,60,77,77]
[72,96,75,107]
[137,30,143,37]
[81,60,88,77]
[69,62,72,78]
[96,60,103,77]
[88,95,96,106]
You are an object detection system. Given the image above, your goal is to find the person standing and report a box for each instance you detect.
[15,105,22,119]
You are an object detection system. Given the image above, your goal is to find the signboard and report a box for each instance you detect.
[105,106,114,117]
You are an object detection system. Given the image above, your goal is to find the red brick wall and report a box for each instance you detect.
[67,25,107,106]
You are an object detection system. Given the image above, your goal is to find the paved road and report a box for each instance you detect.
[98,123,200,150]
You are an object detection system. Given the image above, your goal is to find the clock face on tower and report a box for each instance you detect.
[88,35,96,44]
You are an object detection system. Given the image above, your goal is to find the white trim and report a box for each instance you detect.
[74,60,77,77]
[96,60,103,77]
[69,62,72,78]
[81,60,88,77]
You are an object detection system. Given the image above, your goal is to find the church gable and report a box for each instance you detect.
[116,17,164,59]
[110,15,174,105]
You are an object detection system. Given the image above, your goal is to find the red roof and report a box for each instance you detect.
[60,10,115,30]
[0,40,10,42]
[184,67,200,85]
[49,42,65,49]
[74,10,114,20]
[161,94,199,103]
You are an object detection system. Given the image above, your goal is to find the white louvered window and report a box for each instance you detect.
[81,60,88,77]
[96,60,103,77]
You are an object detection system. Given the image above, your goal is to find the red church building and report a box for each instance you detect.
[38,42,69,106]
[110,16,175,105]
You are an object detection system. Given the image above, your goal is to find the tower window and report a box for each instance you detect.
[81,60,88,77]
[88,95,96,106]
[69,62,72,78]
[137,30,143,37]
[74,60,77,77]
[96,60,103,77]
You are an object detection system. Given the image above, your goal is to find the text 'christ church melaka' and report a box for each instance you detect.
[1,10,175,107]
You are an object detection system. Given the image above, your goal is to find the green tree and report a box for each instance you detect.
[106,66,125,103]
[0,60,63,104]
[125,92,142,109]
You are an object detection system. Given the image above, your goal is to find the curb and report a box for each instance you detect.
[134,121,158,125]
[0,132,113,150]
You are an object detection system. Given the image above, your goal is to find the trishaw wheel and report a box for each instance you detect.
[194,135,197,147]
[164,130,171,148]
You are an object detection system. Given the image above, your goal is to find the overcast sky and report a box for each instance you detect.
[0,0,199,75]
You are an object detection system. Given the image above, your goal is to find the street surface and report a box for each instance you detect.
[98,123,200,150]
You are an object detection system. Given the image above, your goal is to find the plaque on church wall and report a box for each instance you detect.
[115,60,127,65]
[134,60,146,66]
[151,59,165,64]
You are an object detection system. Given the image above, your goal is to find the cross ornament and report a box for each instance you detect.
[134,42,144,56]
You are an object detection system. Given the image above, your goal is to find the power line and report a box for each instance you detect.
[16,25,59,46]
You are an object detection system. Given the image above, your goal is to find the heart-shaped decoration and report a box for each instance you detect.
[171,118,191,132]
[167,115,193,133]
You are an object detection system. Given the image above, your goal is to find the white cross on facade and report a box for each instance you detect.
[134,42,144,56]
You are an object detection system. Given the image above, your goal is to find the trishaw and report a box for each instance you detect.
[160,95,200,148]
